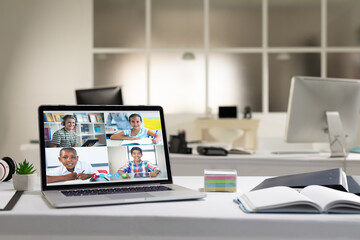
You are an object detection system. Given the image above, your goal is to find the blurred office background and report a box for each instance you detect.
[1,0,360,161]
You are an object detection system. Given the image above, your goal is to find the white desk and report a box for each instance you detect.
[170,152,360,176]
[1,176,360,240]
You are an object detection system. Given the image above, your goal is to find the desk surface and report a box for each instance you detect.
[1,176,360,240]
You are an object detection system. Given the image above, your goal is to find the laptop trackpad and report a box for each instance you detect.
[106,192,152,200]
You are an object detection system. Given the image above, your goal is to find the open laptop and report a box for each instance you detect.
[38,105,205,208]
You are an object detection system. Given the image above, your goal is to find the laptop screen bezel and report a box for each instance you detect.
[38,105,173,191]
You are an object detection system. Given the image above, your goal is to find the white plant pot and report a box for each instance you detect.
[12,174,37,191]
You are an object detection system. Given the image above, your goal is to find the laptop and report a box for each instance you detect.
[39,105,206,208]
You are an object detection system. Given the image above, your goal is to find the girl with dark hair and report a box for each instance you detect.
[110,113,160,144]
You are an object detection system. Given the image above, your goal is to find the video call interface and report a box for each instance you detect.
[43,110,168,186]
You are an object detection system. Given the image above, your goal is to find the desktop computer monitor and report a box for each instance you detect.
[75,86,123,105]
[285,76,360,157]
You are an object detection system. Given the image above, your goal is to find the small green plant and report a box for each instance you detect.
[16,159,36,175]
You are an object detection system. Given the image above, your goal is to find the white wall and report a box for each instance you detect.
[0,0,92,162]
[164,112,315,151]
[1,0,359,166]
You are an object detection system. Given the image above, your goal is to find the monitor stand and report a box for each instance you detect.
[326,111,348,158]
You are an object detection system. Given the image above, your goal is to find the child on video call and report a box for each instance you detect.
[46,147,96,183]
[50,115,80,148]
[110,113,160,144]
[118,147,160,178]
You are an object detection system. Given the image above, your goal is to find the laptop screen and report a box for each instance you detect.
[38,105,172,190]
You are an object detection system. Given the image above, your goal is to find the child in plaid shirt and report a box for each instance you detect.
[118,147,160,178]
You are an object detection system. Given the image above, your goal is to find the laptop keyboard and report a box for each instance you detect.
[61,185,172,197]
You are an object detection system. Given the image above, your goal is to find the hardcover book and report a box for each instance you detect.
[74,113,89,123]
[44,113,54,122]
[44,128,51,141]
[252,168,348,192]
[52,113,64,122]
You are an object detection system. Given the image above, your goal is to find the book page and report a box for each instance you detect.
[238,186,321,212]
[341,171,349,191]
[121,138,153,145]
[301,185,360,212]
[204,169,237,175]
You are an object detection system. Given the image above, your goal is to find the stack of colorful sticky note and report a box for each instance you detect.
[204,169,237,192]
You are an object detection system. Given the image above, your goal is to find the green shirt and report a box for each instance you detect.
[51,128,79,147]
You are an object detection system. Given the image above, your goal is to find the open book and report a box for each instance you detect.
[235,185,360,214]
[120,138,154,146]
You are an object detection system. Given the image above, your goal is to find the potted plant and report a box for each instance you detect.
[12,159,37,191]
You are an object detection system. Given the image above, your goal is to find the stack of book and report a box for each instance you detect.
[204,169,237,192]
